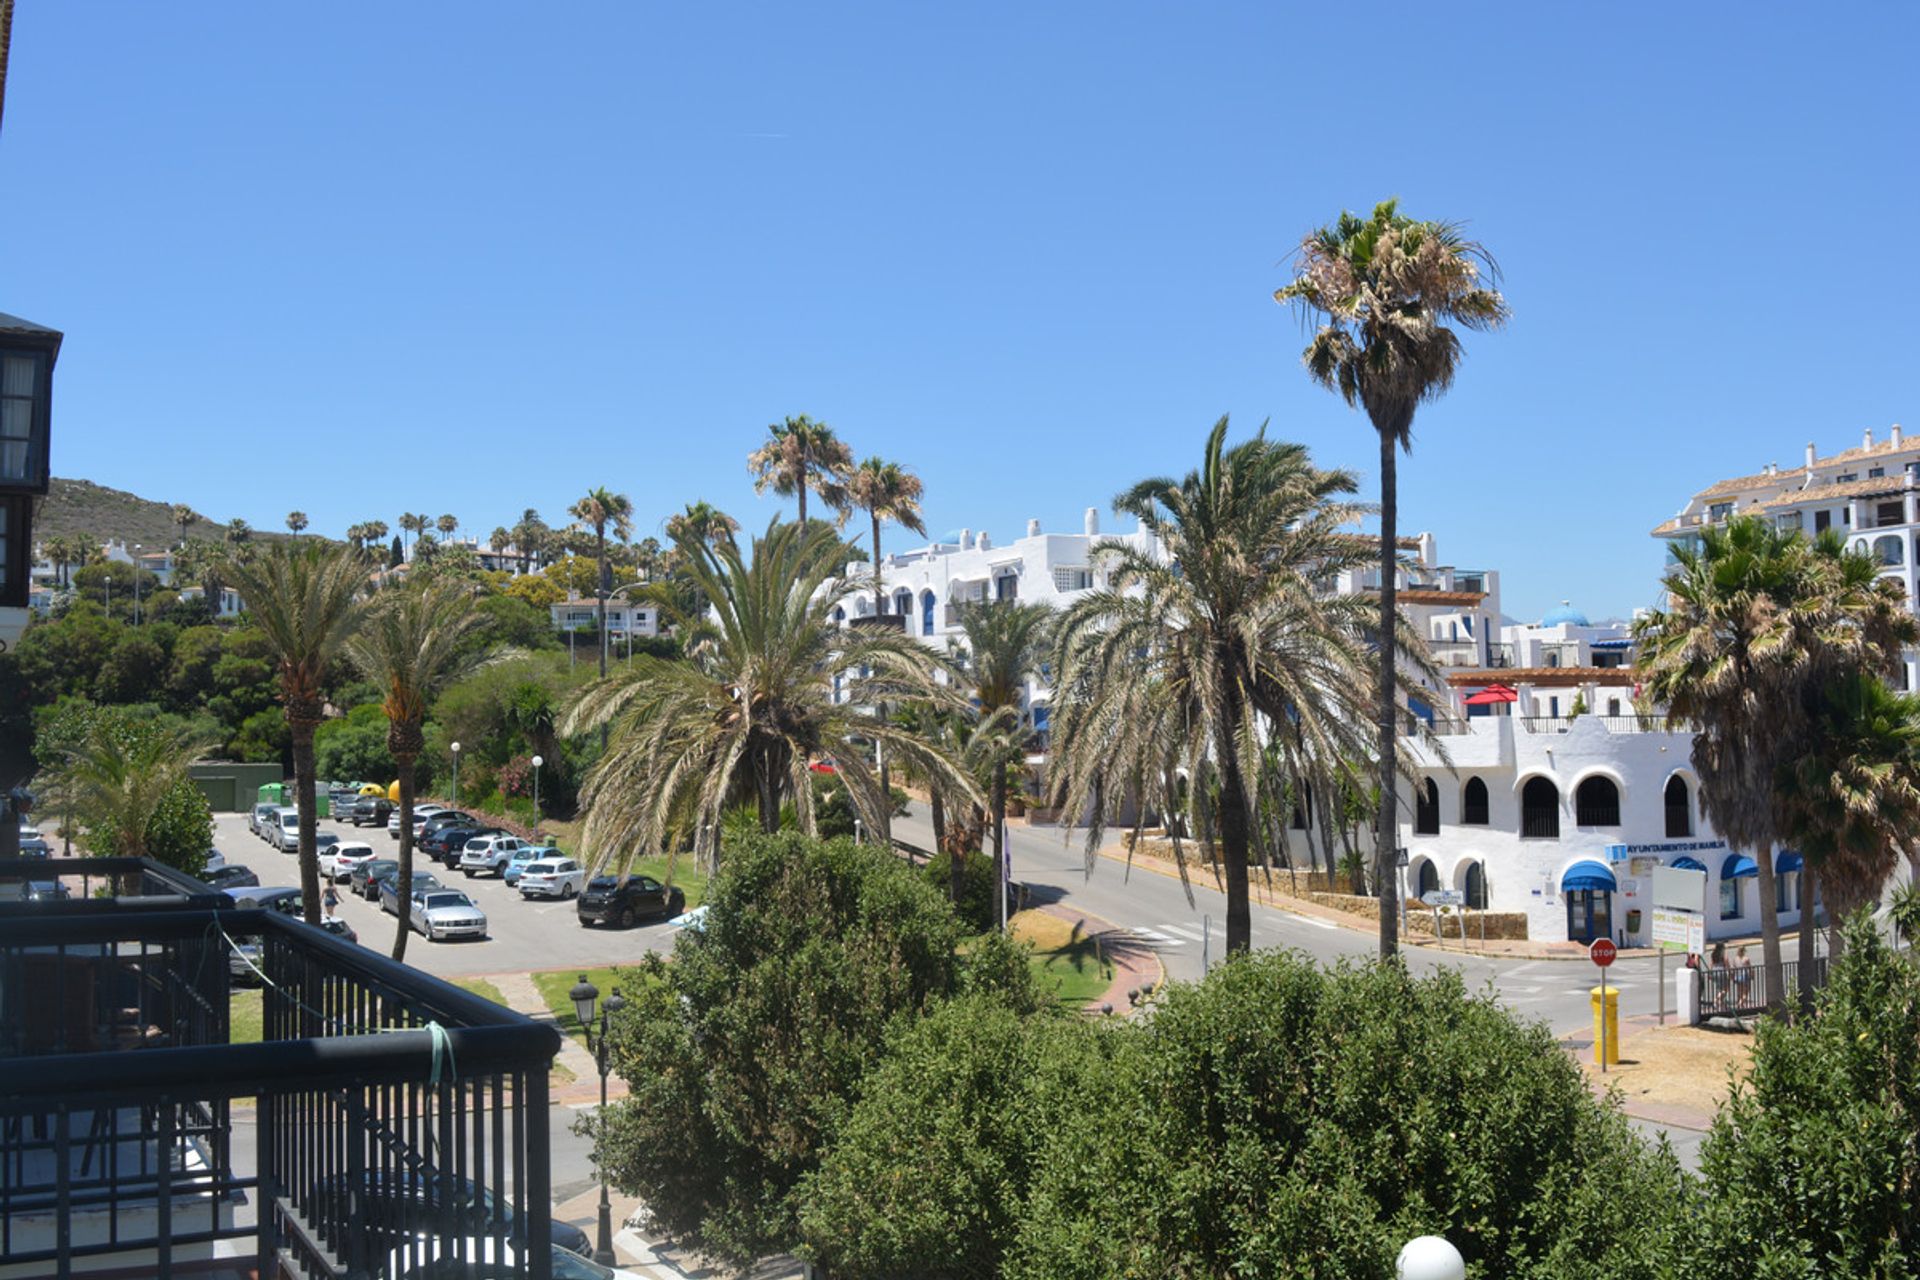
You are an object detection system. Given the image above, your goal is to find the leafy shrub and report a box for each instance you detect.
[1694,916,1919,1277]
[923,846,999,931]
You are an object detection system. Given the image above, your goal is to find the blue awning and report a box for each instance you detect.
[1776,850,1804,874]
[1671,856,1707,873]
[1560,860,1618,893]
[1721,854,1759,880]
[1590,638,1634,649]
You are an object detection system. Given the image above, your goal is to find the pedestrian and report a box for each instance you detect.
[1734,945,1754,1001]
[1709,941,1726,971]
[322,883,340,916]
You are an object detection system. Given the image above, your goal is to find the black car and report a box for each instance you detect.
[203,864,260,890]
[577,874,685,929]
[352,858,400,899]
[421,825,503,868]
[351,796,394,827]
[18,835,52,856]
[305,1170,592,1262]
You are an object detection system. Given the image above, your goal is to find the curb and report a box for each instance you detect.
[1029,901,1166,1015]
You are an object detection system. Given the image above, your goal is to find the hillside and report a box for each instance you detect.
[34,477,290,551]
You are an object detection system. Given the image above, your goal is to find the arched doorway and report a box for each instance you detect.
[1461,860,1487,909]
[1664,775,1692,837]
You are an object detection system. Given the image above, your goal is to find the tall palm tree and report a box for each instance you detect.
[569,488,635,679]
[1277,199,1508,958]
[1636,517,1914,1010]
[345,578,494,960]
[563,519,976,877]
[219,541,368,925]
[363,519,389,550]
[398,513,423,556]
[748,414,854,530]
[172,538,224,613]
[664,500,738,548]
[225,518,252,547]
[489,525,512,569]
[344,522,365,553]
[1048,418,1396,955]
[437,513,458,544]
[170,503,196,548]
[513,509,549,570]
[844,457,926,617]
[37,717,215,862]
[286,511,308,538]
[954,600,1053,919]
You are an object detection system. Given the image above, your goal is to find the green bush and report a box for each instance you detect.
[1694,916,1919,1277]
[1005,952,1689,1279]
[592,831,1031,1266]
[923,846,998,931]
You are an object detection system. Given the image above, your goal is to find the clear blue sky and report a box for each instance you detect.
[3,4,1914,621]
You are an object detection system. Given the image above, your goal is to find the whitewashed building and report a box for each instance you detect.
[549,596,660,640]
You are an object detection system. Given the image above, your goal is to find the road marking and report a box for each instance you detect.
[1130,928,1184,947]
[1159,922,1207,941]
[1279,913,1339,932]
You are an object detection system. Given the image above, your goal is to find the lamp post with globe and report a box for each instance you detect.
[571,975,627,1265]
[530,755,544,836]
[450,741,461,808]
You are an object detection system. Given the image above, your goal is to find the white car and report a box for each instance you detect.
[272,809,302,851]
[320,840,376,881]
[517,857,587,900]
[409,888,489,942]
[248,803,277,837]
[390,804,443,839]
[458,834,528,877]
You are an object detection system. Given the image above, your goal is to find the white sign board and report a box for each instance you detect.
[1651,865,1709,912]
[1421,889,1464,907]
[1651,907,1704,954]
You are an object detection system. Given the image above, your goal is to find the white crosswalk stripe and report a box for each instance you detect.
[1159,922,1207,941]
[1279,913,1339,932]
[1130,928,1184,947]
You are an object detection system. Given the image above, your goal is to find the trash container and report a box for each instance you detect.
[1589,985,1620,1066]
[1626,908,1642,935]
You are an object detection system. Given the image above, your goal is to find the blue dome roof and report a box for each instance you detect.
[1541,602,1589,627]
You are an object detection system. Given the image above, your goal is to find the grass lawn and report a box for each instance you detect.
[230,989,263,1044]
[1011,911,1115,1009]
[528,818,709,907]
[452,976,507,1006]
[531,965,652,1047]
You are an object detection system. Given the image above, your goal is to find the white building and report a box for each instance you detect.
[549,596,660,640]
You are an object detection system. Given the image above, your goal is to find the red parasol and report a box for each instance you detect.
[1462,683,1518,706]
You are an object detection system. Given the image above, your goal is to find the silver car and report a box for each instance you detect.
[410,889,488,942]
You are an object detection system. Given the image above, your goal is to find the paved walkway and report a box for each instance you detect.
[484,970,627,1105]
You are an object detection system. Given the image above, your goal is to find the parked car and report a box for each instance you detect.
[577,875,685,929]
[203,864,260,891]
[320,840,377,881]
[351,795,393,827]
[249,803,278,837]
[22,879,70,903]
[18,834,52,856]
[320,916,358,944]
[353,859,399,900]
[410,889,488,942]
[310,831,340,862]
[390,805,444,839]
[413,807,466,839]
[501,845,560,886]
[421,824,501,867]
[328,784,359,814]
[517,857,587,900]
[380,871,444,915]
[307,1171,592,1265]
[458,834,530,878]
[384,1238,633,1279]
[272,809,302,851]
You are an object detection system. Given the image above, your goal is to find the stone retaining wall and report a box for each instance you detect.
[1309,892,1530,940]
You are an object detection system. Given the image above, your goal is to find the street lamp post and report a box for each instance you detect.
[571,976,627,1267]
[450,741,461,808]
[132,546,142,624]
[531,754,543,831]
[104,575,111,617]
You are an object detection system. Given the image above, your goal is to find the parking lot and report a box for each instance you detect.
[210,809,684,981]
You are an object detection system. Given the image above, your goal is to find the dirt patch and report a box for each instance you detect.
[1583,1023,1752,1119]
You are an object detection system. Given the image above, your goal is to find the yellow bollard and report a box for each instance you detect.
[1589,985,1620,1067]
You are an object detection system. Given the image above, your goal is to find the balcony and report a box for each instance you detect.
[0,857,561,1279]
[1427,640,1514,670]
[1518,714,1671,735]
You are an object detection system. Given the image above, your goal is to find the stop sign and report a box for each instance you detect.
[1589,938,1618,968]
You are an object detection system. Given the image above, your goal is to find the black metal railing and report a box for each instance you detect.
[0,861,562,1280]
[1700,956,1829,1018]
[1519,714,1670,735]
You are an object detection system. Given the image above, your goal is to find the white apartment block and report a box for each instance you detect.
[549,596,660,639]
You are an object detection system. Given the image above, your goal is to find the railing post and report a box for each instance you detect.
[526,1070,553,1280]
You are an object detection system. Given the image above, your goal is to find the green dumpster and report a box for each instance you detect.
[257,782,287,806]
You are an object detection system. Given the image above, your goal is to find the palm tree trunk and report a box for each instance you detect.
[797,479,808,530]
[392,757,418,961]
[933,790,961,903]
[1214,669,1254,954]
[990,757,1008,929]
[872,516,884,615]
[1795,860,1819,1017]
[596,525,609,680]
[290,713,323,927]
[1754,851,1784,1011]
[1375,427,1401,960]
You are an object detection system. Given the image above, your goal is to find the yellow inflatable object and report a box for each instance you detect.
[359,783,385,796]
[387,781,402,801]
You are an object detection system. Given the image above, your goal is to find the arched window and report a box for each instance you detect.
[1415,859,1439,897]
[1463,860,1486,909]
[920,590,936,635]
[1874,535,1905,567]
[832,606,845,624]
[1461,776,1489,825]
[1414,778,1440,835]
[893,589,914,619]
[1575,776,1621,826]
[1664,775,1692,837]
[1521,777,1560,838]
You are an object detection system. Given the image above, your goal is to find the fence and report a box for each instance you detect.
[0,858,562,1280]
[1699,956,1829,1018]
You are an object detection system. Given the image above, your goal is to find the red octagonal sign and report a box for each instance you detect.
[1588,938,1618,968]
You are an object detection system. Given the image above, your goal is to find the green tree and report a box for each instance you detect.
[1048,419,1390,954]
[37,707,216,874]
[567,487,634,679]
[1635,518,1914,1008]
[344,577,493,959]
[953,600,1052,917]
[286,510,308,538]
[593,830,1032,1265]
[565,520,974,875]
[747,414,854,529]
[1277,199,1509,958]
[169,502,197,547]
[843,456,925,619]
[1696,916,1919,1276]
[313,704,397,786]
[219,541,367,924]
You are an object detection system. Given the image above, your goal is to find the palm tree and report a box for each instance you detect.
[664,500,739,548]
[563,519,976,877]
[954,600,1053,920]
[219,541,368,925]
[225,518,251,548]
[1277,199,1508,958]
[286,511,308,538]
[363,519,389,550]
[1635,517,1915,1009]
[513,509,550,570]
[747,414,854,529]
[844,457,926,617]
[489,525,512,569]
[569,488,635,679]
[38,717,215,862]
[1048,418,1394,955]
[437,513,458,544]
[171,539,224,613]
[345,578,494,960]
[399,513,424,556]
[170,503,196,548]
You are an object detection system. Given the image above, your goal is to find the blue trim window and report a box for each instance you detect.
[921,590,935,636]
[1720,877,1741,919]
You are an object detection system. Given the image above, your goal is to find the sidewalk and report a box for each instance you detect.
[484,970,626,1105]
[550,1184,804,1279]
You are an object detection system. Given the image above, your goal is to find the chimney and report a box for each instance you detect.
[1865,427,1875,450]
[1084,507,1099,536]
[1893,424,1904,448]
[1026,518,1041,537]
[977,531,991,551]
[1805,442,1817,469]
[960,528,972,550]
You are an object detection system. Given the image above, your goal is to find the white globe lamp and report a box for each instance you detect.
[1397,1236,1466,1280]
